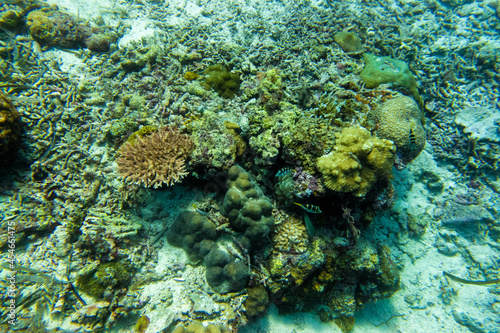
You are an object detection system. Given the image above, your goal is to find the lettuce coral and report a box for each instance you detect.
[316,127,395,197]
[116,126,194,188]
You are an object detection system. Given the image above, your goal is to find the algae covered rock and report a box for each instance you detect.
[369,96,426,164]
[0,93,21,161]
[316,127,395,197]
[221,165,274,249]
[361,53,422,109]
[334,31,363,53]
[27,6,114,51]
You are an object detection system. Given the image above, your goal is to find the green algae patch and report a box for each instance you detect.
[361,53,423,109]
[334,31,363,53]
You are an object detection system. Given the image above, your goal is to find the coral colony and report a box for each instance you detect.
[0,0,499,332]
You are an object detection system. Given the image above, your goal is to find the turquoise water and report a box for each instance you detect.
[0,0,499,332]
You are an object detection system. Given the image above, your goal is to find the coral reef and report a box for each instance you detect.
[202,64,241,99]
[369,95,426,164]
[77,260,133,298]
[221,165,274,250]
[26,6,115,52]
[0,93,21,160]
[316,127,396,197]
[244,284,269,318]
[116,126,194,188]
[204,236,250,294]
[274,168,296,206]
[334,31,363,53]
[188,111,245,170]
[273,214,309,254]
[167,211,217,263]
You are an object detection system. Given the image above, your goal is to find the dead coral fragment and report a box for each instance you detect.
[117,126,194,188]
[316,127,395,197]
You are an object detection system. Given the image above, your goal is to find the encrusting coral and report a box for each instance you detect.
[316,127,395,197]
[116,126,194,188]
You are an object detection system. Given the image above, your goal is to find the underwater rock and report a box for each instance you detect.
[0,93,21,160]
[221,165,274,250]
[369,95,426,164]
[316,127,395,197]
[26,6,115,51]
[436,202,495,228]
[190,291,220,317]
[334,31,363,53]
[455,106,500,142]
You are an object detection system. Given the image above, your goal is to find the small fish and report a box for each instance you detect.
[275,167,296,179]
[192,203,208,216]
[294,202,322,214]
[303,213,315,237]
[444,272,500,286]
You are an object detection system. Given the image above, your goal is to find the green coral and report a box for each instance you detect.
[221,165,274,250]
[204,237,250,294]
[316,127,395,197]
[202,64,240,99]
[167,211,217,263]
[360,53,423,110]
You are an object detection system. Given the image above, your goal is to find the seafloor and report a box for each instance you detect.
[0,0,499,332]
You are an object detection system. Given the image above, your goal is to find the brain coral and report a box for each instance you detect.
[316,127,395,197]
[369,95,425,164]
[117,126,194,188]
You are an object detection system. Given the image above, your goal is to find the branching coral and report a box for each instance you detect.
[116,126,194,188]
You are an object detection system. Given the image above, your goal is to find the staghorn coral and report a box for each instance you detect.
[273,215,308,254]
[316,127,395,197]
[116,126,194,188]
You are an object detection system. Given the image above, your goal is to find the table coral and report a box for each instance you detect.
[316,127,395,197]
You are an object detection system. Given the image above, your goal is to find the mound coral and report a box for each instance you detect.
[316,127,395,197]
[369,95,426,164]
[117,126,194,188]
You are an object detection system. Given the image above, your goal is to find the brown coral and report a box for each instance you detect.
[273,215,308,253]
[0,93,21,159]
[117,126,194,188]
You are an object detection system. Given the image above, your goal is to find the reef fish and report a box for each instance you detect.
[294,202,322,214]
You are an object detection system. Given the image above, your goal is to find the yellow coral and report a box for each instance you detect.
[316,127,395,197]
[273,215,308,253]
